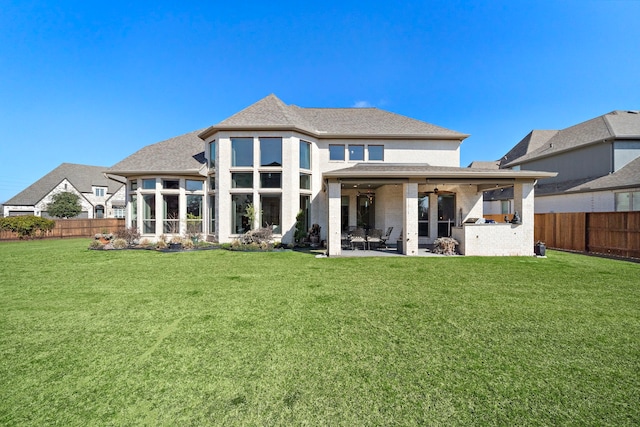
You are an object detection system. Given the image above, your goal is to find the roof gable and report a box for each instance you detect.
[5,163,121,206]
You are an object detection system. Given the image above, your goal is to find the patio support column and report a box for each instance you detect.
[402,182,419,255]
[327,180,342,256]
[514,181,535,256]
[514,181,534,226]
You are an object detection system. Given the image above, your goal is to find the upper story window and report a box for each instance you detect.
[142,179,155,190]
[260,137,282,167]
[94,187,106,197]
[368,145,384,161]
[349,145,364,161]
[209,141,216,168]
[300,173,311,190]
[232,173,253,188]
[232,137,253,167]
[186,180,204,192]
[300,140,311,169]
[329,144,345,161]
[260,172,281,188]
[162,179,179,190]
[130,180,137,191]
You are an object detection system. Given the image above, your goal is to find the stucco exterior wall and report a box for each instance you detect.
[317,138,460,170]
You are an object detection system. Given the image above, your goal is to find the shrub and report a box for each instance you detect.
[88,240,103,249]
[0,216,55,239]
[432,237,459,255]
[238,227,273,245]
[156,240,167,249]
[181,239,194,249]
[115,227,140,245]
[112,238,128,249]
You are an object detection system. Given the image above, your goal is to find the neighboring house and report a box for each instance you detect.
[485,110,640,214]
[3,163,126,218]
[108,94,554,256]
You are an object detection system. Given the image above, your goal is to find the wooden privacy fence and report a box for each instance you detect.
[0,218,125,241]
[478,212,638,260]
[533,212,640,260]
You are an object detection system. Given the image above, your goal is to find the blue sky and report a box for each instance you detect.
[1,0,639,203]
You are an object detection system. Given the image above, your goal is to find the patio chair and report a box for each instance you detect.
[380,226,394,248]
[349,227,366,250]
[366,229,383,250]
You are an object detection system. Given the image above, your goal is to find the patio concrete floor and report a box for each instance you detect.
[332,246,451,257]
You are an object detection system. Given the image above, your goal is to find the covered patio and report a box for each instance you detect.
[323,164,556,257]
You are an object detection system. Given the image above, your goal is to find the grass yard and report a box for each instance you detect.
[0,239,639,426]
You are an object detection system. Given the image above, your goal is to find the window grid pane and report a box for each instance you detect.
[300,140,311,169]
[329,144,345,161]
[349,145,364,161]
[232,173,253,188]
[260,172,281,188]
[260,137,282,167]
[368,145,384,161]
[232,138,254,167]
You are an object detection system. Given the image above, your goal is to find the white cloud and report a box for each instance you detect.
[352,100,372,108]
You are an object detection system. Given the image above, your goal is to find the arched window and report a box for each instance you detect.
[95,205,105,219]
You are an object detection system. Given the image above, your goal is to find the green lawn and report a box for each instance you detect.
[0,239,638,426]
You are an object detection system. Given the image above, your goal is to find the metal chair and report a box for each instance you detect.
[380,226,394,248]
[349,227,366,250]
[366,229,383,250]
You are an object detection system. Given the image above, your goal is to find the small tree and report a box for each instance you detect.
[47,191,82,218]
[245,203,261,231]
[294,210,307,243]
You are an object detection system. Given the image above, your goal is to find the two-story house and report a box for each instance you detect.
[3,163,125,218]
[108,95,554,256]
[485,110,640,214]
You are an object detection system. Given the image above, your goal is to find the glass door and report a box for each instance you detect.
[437,194,455,237]
[357,194,375,230]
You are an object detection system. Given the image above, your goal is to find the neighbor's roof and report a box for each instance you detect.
[108,130,207,176]
[5,163,123,206]
[199,94,469,140]
[503,110,640,167]
[486,157,640,200]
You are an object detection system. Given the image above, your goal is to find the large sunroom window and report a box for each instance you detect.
[163,195,179,233]
[232,195,253,234]
[232,173,253,188]
[232,138,253,167]
[186,195,203,233]
[261,195,281,234]
[260,137,282,167]
[300,140,311,169]
[209,141,216,168]
[260,172,281,188]
[142,194,156,234]
[209,195,216,235]
[130,195,137,229]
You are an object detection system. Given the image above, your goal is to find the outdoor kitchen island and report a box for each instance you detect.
[452,220,535,256]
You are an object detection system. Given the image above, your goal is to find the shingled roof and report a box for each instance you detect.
[503,110,640,167]
[5,163,122,205]
[200,94,468,139]
[108,130,207,176]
